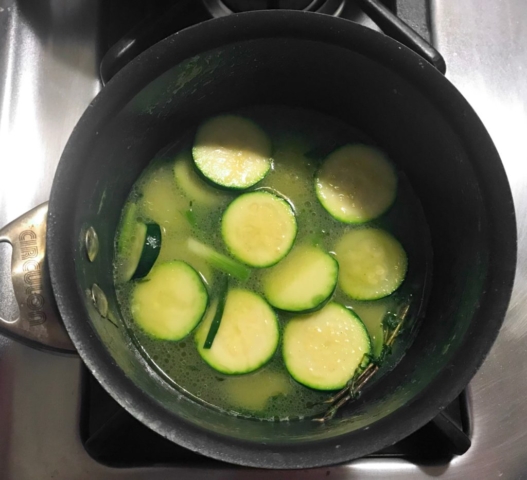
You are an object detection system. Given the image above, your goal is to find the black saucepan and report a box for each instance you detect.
[0,11,516,469]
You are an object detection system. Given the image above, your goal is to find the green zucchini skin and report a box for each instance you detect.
[132,223,162,280]
[221,191,297,268]
[262,245,338,313]
[334,227,407,301]
[283,303,372,391]
[192,115,272,190]
[174,151,231,206]
[315,144,397,224]
[115,202,162,283]
[131,261,208,341]
[195,289,279,375]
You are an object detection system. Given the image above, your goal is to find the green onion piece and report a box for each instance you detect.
[185,205,197,228]
[203,276,229,349]
[187,238,251,281]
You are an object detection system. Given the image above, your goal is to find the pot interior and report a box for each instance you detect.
[69,36,494,447]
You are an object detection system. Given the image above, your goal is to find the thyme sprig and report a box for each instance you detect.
[313,301,411,423]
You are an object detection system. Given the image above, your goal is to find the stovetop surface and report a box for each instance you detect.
[81,368,469,466]
[1,0,526,478]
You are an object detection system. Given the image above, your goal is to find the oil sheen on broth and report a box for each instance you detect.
[114,106,431,421]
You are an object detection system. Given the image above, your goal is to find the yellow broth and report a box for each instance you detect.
[114,106,431,420]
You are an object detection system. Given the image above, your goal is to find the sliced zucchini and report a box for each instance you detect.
[117,202,140,255]
[174,151,230,207]
[315,144,397,224]
[116,221,147,283]
[334,228,407,300]
[131,261,208,340]
[192,115,272,189]
[116,203,162,282]
[138,164,189,232]
[132,223,162,280]
[221,191,297,267]
[283,303,372,391]
[195,289,279,374]
[262,245,338,312]
[261,136,314,208]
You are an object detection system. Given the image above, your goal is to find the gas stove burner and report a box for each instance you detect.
[203,0,346,17]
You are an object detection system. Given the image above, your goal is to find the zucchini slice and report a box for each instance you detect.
[283,303,372,391]
[192,115,272,189]
[315,144,397,223]
[334,228,407,300]
[117,202,140,255]
[131,261,208,340]
[221,191,297,267]
[195,289,279,374]
[174,151,230,207]
[262,245,338,312]
[138,164,189,232]
[131,223,162,280]
[116,203,162,282]
[117,222,147,283]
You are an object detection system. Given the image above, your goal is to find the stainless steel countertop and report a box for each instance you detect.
[1,0,526,478]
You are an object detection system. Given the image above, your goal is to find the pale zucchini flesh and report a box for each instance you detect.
[221,191,297,267]
[174,151,230,207]
[131,261,208,341]
[262,245,338,312]
[315,144,397,224]
[117,222,147,283]
[334,227,407,300]
[260,136,313,208]
[117,222,146,282]
[283,303,372,391]
[117,202,140,255]
[195,289,279,374]
[138,164,189,232]
[115,202,149,283]
[192,115,272,189]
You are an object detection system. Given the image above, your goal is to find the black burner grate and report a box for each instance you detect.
[98,0,442,85]
[80,368,471,466]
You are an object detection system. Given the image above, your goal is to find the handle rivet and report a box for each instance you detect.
[85,226,99,262]
[91,283,108,318]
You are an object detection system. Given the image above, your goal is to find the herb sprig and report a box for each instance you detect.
[314,300,411,423]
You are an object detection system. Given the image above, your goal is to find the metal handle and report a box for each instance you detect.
[0,203,76,354]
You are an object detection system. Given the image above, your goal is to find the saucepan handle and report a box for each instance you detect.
[0,203,76,354]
